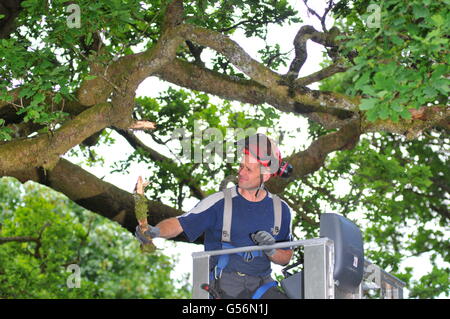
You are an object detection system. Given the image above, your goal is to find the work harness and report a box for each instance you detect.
[210,187,283,299]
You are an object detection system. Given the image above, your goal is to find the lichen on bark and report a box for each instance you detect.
[134,193,156,253]
[134,193,148,221]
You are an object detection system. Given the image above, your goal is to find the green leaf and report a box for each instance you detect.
[400,108,412,120]
[431,64,448,80]
[378,104,390,120]
[366,108,379,122]
[20,0,35,8]
[431,14,444,26]
[390,35,404,46]
[390,111,399,123]
[84,75,98,81]
[33,92,46,104]
[53,93,63,104]
[85,32,93,46]
[412,5,429,19]
[431,79,450,94]
[423,86,437,98]
[360,85,378,96]
[354,71,370,89]
[0,128,12,141]
[360,98,378,110]
[392,102,403,112]
[18,87,33,99]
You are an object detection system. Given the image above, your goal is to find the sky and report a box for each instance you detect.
[60,1,444,298]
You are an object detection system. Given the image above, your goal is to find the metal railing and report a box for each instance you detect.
[192,238,335,299]
[191,237,406,299]
[363,260,406,299]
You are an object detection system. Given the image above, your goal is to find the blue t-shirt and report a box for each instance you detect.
[177,185,293,277]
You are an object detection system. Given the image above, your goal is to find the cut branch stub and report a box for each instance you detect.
[134,176,156,253]
[129,120,156,131]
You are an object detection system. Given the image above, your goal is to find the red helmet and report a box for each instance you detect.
[236,133,286,177]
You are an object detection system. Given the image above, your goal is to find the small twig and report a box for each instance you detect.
[150,131,184,163]
[7,100,23,111]
[0,236,38,244]
[302,0,322,22]
[321,0,335,32]
[0,222,51,260]
[302,0,335,32]
[34,222,51,259]
[71,44,125,95]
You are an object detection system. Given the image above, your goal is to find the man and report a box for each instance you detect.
[135,133,293,299]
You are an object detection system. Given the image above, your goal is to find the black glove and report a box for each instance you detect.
[251,231,276,257]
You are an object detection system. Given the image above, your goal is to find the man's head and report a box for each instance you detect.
[236,133,282,193]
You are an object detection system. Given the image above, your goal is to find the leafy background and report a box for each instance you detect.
[0,177,190,298]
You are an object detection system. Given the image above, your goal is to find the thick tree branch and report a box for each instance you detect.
[0,1,189,171]
[0,0,22,39]
[155,57,448,136]
[154,23,358,119]
[0,99,166,173]
[364,106,450,139]
[295,60,348,86]
[286,25,341,80]
[156,58,269,105]
[155,58,357,129]
[0,102,114,173]
[266,120,361,193]
[2,158,193,243]
[179,24,280,88]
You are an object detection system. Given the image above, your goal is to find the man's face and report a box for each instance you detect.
[237,153,270,190]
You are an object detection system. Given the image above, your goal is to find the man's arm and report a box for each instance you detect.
[269,249,293,266]
[155,217,184,239]
[135,217,184,245]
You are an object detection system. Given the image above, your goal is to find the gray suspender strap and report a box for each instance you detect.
[222,188,233,242]
[222,188,282,241]
[272,194,282,236]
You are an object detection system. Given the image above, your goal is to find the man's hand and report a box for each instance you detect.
[251,230,276,257]
[135,225,160,245]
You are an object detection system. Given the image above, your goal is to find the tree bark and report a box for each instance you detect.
[0,0,448,245]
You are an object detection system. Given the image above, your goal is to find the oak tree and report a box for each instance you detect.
[0,0,448,297]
